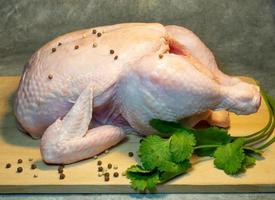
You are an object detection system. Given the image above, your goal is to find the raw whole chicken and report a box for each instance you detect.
[14,23,261,164]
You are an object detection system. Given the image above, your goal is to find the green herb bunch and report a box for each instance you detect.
[126,90,275,193]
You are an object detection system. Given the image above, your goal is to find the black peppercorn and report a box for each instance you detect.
[58,165,64,171]
[5,163,11,168]
[114,55,118,60]
[104,176,110,182]
[59,173,65,180]
[17,159,23,164]
[17,167,23,173]
[92,29,97,34]
[113,172,119,177]
[110,49,114,54]
[74,45,79,50]
[31,164,37,170]
[52,48,56,53]
[105,172,110,177]
[97,160,102,166]
[107,163,112,169]
[58,168,63,174]
[128,152,134,157]
[98,166,103,172]
[97,32,102,37]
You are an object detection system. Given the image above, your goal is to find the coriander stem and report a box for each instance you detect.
[253,118,275,150]
[194,144,220,149]
[256,135,275,150]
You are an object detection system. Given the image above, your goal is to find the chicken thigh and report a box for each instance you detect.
[14,23,261,164]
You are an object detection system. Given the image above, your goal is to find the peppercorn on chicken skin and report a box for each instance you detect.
[14,23,261,164]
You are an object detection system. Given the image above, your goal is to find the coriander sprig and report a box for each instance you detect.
[126,89,275,193]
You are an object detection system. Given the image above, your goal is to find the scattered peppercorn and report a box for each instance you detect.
[107,163,112,169]
[17,159,23,164]
[98,166,103,172]
[48,74,53,80]
[97,160,102,166]
[113,172,119,177]
[105,172,110,177]
[74,45,79,50]
[58,165,64,172]
[92,43,97,48]
[59,173,65,180]
[159,54,163,59]
[33,174,38,178]
[52,48,56,53]
[114,55,118,60]
[58,42,62,46]
[104,176,110,182]
[58,168,63,174]
[92,29,97,34]
[17,167,23,173]
[110,49,114,54]
[97,32,102,37]
[31,164,37,170]
[5,163,11,168]
[128,152,134,157]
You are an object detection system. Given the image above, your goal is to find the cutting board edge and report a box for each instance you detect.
[0,184,274,193]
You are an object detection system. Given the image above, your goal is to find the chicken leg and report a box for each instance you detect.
[165,25,259,127]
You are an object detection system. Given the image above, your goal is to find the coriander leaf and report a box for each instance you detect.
[194,127,231,145]
[159,160,191,183]
[126,165,159,193]
[213,138,245,175]
[149,119,183,136]
[194,127,232,157]
[239,155,256,173]
[242,155,256,168]
[139,135,179,172]
[169,130,196,162]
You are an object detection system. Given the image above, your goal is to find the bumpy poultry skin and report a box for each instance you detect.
[14,23,261,164]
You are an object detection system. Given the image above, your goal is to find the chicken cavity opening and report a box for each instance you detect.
[168,39,189,56]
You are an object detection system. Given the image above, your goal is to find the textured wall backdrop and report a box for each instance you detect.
[0,0,274,93]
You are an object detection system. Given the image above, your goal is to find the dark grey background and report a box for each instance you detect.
[0,1,275,199]
[0,0,274,96]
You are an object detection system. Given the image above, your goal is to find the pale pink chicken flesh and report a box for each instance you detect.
[14,23,261,164]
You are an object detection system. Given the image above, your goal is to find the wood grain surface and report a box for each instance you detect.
[0,76,274,193]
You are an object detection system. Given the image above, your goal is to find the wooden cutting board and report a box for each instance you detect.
[0,76,274,193]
